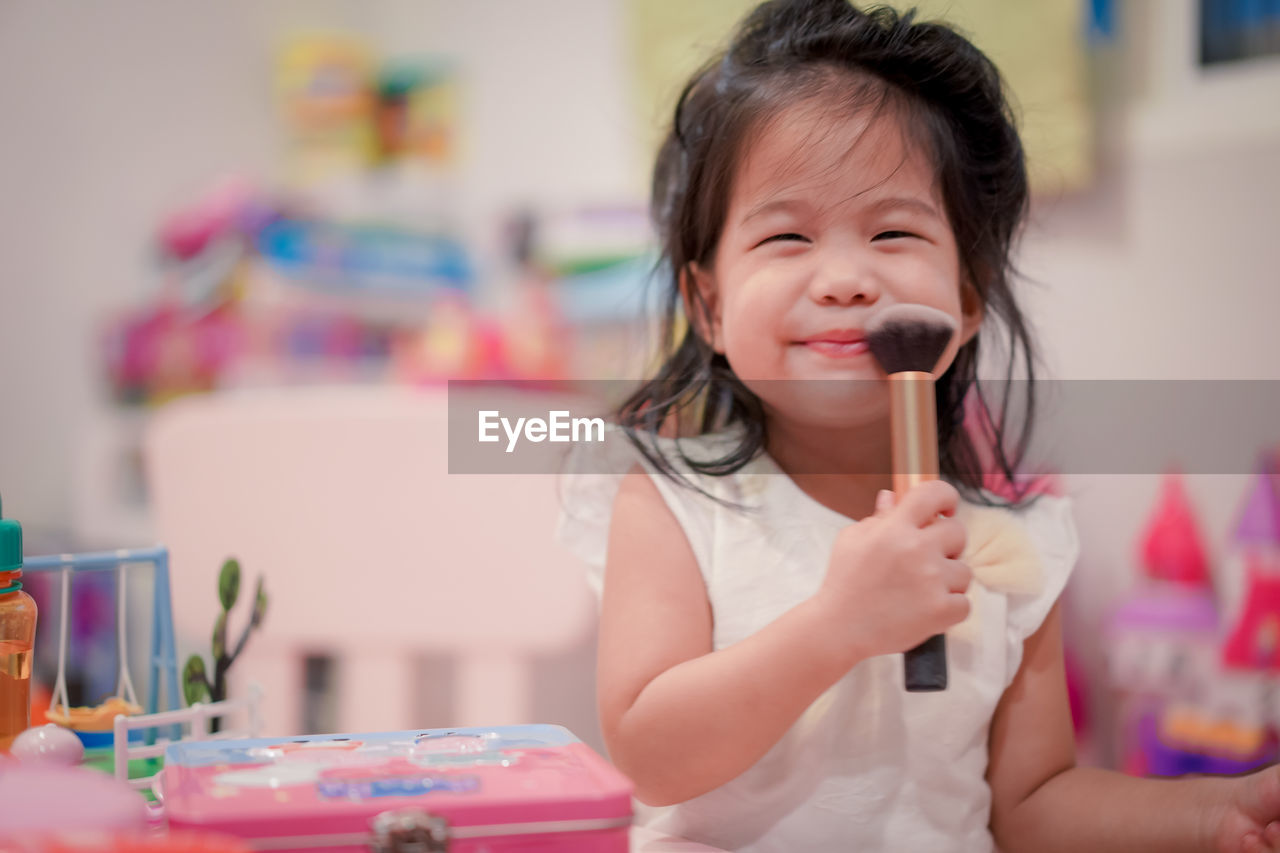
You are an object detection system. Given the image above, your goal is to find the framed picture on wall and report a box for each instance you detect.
[1200,0,1280,66]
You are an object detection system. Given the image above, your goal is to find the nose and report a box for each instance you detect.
[808,247,881,307]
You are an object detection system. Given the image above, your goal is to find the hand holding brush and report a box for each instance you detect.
[865,304,957,692]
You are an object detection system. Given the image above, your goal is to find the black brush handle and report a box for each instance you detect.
[904,634,947,691]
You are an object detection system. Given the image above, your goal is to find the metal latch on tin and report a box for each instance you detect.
[370,808,451,853]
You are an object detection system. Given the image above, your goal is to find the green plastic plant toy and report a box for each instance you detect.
[182,558,266,729]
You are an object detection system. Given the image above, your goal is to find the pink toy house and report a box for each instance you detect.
[1223,453,1280,671]
[1107,472,1277,776]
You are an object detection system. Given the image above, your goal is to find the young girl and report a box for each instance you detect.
[561,1,1280,850]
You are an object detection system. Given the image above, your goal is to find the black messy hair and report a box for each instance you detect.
[618,0,1039,505]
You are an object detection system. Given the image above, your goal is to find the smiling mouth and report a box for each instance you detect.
[797,338,870,358]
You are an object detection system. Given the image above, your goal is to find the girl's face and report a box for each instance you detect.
[690,101,982,429]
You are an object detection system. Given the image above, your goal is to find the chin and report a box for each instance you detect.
[752,379,890,428]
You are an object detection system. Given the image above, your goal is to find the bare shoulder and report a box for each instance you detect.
[597,463,712,733]
[604,462,708,612]
[612,462,672,519]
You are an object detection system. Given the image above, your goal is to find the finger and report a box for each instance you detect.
[942,559,972,594]
[897,480,959,527]
[1264,821,1280,847]
[1243,832,1265,853]
[941,591,971,626]
[875,489,896,517]
[925,516,967,559]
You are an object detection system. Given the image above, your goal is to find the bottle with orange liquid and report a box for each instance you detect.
[0,497,37,752]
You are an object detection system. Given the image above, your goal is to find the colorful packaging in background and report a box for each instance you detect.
[374,61,457,166]
[277,36,457,184]
[101,190,660,404]
[99,33,660,407]
[276,36,378,185]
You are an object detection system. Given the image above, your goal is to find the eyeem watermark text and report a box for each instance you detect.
[478,410,606,452]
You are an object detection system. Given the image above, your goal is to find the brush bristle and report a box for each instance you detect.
[865,304,956,375]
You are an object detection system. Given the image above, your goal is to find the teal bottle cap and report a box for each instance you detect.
[0,494,23,575]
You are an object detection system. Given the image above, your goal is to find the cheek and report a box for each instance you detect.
[894,252,960,297]
[718,278,787,357]
[721,329,774,379]
[896,254,966,316]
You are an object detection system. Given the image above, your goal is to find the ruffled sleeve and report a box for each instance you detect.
[555,430,637,599]
[1002,494,1080,683]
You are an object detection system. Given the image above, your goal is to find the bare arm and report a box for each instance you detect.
[597,467,855,806]
[988,602,1266,852]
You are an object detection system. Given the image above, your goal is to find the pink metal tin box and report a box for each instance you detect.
[161,724,633,851]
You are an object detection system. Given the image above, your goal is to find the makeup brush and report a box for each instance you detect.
[865,304,957,692]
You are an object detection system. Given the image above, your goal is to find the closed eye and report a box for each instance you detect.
[872,230,921,241]
[757,233,810,247]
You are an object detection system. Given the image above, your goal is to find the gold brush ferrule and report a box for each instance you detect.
[888,372,939,495]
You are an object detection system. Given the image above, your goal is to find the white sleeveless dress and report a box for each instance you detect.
[558,430,1078,853]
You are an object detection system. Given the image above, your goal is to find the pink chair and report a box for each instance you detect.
[143,385,596,737]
